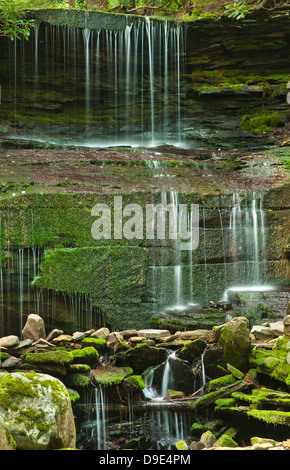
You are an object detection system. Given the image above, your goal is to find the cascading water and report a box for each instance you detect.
[2,18,186,148]
[222,192,274,301]
[94,385,107,450]
[161,351,177,398]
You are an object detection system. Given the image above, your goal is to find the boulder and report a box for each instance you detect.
[216,317,250,371]
[0,372,76,450]
[177,338,207,363]
[22,314,46,342]
[115,343,167,374]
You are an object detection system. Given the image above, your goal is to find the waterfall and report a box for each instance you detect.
[95,385,107,450]
[149,409,188,450]
[161,351,176,398]
[143,367,158,399]
[5,19,186,147]
[222,192,273,301]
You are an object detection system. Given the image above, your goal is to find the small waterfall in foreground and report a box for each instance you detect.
[94,385,107,450]
[161,351,177,398]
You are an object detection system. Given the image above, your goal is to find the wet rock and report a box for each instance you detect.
[17,339,33,350]
[190,441,205,450]
[115,343,167,374]
[52,334,73,345]
[177,338,207,363]
[22,314,46,342]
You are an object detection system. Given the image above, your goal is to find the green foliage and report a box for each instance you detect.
[0,0,35,40]
[224,1,249,20]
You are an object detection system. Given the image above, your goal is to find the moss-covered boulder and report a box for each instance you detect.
[71,347,99,366]
[80,337,107,354]
[0,372,76,450]
[24,350,74,366]
[177,338,207,363]
[250,335,290,387]
[115,343,168,374]
[214,317,250,372]
[214,433,238,448]
[91,366,133,386]
[122,375,146,394]
[65,373,91,390]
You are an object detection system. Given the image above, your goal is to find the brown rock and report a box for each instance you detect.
[22,314,46,342]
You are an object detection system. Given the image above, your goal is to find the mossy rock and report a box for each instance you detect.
[91,366,133,386]
[215,433,238,448]
[71,347,99,366]
[0,371,76,450]
[175,440,188,450]
[0,353,10,363]
[115,343,168,375]
[24,350,74,366]
[67,388,80,404]
[207,374,236,393]
[122,375,146,394]
[67,364,91,374]
[177,338,206,363]
[65,373,91,389]
[80,338,107,354]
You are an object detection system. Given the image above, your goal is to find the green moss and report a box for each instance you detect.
[92,366,133,386]
[207,374,236,392]
[241,112,284,134]
[71,347,99,366]
[214,398,236,410]
[247,409,290,426]
[65,373,91,389]
[80,337,107,353]
[215,433,238,448]
[0,373,38,411]
[68,364,91,373]
[24,350,74,366]
[67,388,80,404]
[175,440,188,450]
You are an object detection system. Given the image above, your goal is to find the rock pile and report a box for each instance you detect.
[1,312,290,450]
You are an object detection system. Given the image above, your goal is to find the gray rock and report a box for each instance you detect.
[2,356,22,369]
[0,335,19,349]
[46,329,63,342]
